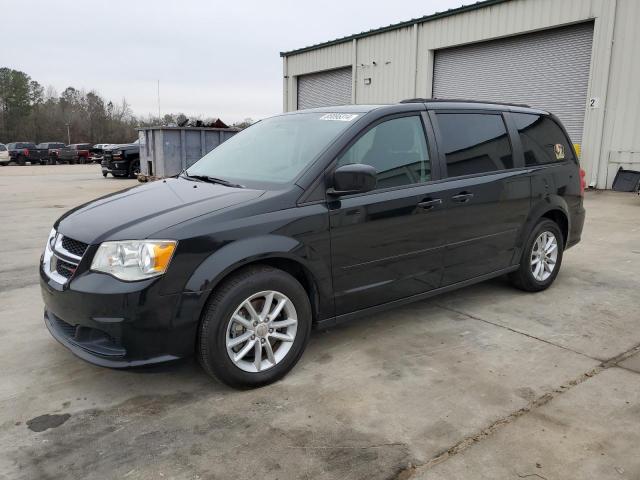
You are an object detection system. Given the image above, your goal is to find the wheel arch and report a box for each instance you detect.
[518,196,571,253]
[540,209,568,247]
[183,235,331,328]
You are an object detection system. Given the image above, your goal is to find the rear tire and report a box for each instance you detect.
[102,172,108,178]
[509,219,564,292]
[197,265,312,389]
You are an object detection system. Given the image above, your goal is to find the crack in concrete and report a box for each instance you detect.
[435,304,601,362]
[287,442,407,450]
[390,307,640,480]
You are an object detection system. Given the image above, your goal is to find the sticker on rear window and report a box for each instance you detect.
[319,113,359,122]
[554,143,565,160]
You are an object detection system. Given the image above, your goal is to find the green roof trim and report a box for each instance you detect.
[280,0,512,57]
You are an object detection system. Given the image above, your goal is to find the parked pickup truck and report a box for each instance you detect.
[6,142,49,165]
[36,142,66,164]
[89,143,113,163]
[101,142,140,178]
[57,143,92,164]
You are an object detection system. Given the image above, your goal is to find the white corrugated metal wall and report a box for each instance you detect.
[432,22,594,144]
[283,0,640,189]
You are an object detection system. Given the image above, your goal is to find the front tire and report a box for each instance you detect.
[129,160,140,178]
[509,219,564,292]
[197,265,312,389]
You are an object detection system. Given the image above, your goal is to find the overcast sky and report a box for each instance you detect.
[5,0,465,122]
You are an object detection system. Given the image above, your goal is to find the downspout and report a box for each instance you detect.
[592,0,618,188]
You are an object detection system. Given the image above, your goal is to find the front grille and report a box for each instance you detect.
[55,258,77,279]
[61,236,88,257]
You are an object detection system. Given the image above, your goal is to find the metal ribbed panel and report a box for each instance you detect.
[355,27,415,104]
[433,22,594,143]
[297,68,353,110]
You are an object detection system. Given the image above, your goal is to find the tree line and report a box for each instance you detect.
[0,68,251,145]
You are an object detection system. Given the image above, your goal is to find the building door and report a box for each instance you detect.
[297,67,352,110]
[432,22,594,146]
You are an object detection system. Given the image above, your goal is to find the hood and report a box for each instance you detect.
[105,144,137,151]
[55,177,265,244]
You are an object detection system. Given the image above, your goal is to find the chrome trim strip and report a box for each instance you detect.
[43,232,84,285]
[43,240,71,285]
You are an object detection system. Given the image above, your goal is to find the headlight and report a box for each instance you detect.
[91,240,177,281]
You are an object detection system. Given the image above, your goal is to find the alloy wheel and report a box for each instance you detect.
[225,290,298,373]
[530,231,558,282]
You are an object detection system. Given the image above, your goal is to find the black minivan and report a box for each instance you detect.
[40,100,586,388]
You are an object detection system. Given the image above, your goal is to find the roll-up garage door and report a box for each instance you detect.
[433,22,593,144]
[297,67,352,110]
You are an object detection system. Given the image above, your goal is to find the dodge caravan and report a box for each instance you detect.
[40,100,586,388]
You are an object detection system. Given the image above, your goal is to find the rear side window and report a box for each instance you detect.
[512,113,574,166]
[337,115,430,189]
[0,145,6,151]
[437,113,513,177]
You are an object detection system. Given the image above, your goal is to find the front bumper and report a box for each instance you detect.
[40,266,200,368]
[101,157,128,175]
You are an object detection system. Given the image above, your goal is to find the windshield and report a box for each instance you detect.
[186,112,358,185]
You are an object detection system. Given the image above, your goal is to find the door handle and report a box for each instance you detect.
[417,198,442,210]
[451,192,474,203]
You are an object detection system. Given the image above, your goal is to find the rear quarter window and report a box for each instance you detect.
[436,113,513,177]
[512,113,575,166]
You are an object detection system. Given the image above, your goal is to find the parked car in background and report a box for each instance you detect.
[57,143,92,164]
[40,100,585,388]
[0,143,9,166]
[101,142,140,178]
[6,142,49,165]
[36,142,66,164]
[90,144,113,163]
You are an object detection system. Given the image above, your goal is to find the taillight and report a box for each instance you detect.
[23,148,29,156]
[579,168,586,196]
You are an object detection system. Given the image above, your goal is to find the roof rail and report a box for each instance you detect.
[400,98,531,108]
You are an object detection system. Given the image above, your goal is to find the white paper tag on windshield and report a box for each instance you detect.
[319,113,359,122]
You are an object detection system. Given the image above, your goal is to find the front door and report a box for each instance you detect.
[430,111,531,285]
[328,114,448,315]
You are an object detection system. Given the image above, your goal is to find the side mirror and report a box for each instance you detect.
[328,164,377,196]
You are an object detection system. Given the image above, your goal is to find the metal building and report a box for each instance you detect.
[281,0,640,189]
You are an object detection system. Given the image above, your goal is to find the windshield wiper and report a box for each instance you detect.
[180,171,243,188]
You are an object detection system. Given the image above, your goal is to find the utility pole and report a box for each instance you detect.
[65,123,71,145]
[157,80,161,121]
